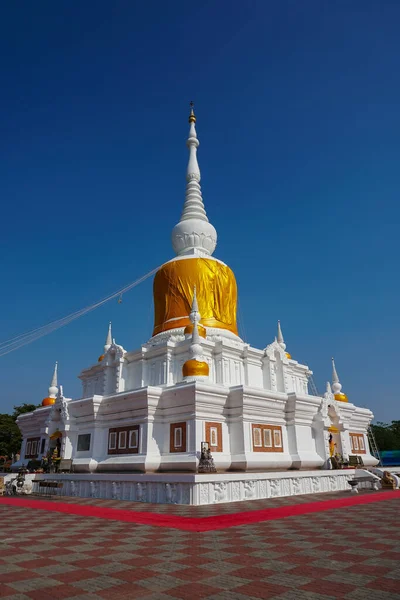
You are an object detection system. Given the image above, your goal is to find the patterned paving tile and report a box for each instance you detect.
[97,583,154,598]
[234,580,288,598]
[276,592,337,600]
[386,569,400,580]
[25,584,85,599]
[31,564,79,577]
[139,574,192,591]
[345,590,400,600]
[0,570,37,585]
[266,573,313,588]
[70,575,125,593]
[0,594,32,600]
[1,493,400,599]
[202,574,252,590]
[160,583,223,599]
[8,577,63,593]
[206,593,258,600]
[0,564,23,576]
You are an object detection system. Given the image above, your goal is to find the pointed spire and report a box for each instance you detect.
[277,320,286,350]
[188,101,196,124]
[331,357,341,392]
[188,288,202,348]
[277,320,292,359]
[48,362,58,398]
[323,381,332,401]
[182,102,206,221]
[51,361,58,387]
[171,104,217,257]
[104,322,112,352]
[98,322,113,363]
[184,285,207,339]
[331,358,348,402]
[189,286,200,324]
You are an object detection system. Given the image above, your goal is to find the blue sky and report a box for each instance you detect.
[1,1,399,422]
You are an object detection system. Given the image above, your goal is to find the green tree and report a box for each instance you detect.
[0,403,40,458]
[371,421,400,452]
[0,414,22,456]
[389,420,400,449]
[12,404,39,420]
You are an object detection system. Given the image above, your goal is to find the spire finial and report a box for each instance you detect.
[331,357,348,401]
[189,286,200,324]
[331,357,340,390]
[184,286,207,339]
[48,361,59,398]
[171,105,217,257]
[277,320,286,350]
[42,361,59,406]
[189,101,196,123]
[189,289,201,347]
[104,322,112,352]
[276,320,292,359]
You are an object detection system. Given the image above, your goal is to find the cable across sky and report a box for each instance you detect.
[0,265,160,358]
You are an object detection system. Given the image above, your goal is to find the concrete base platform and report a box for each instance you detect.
[24,469,380,505]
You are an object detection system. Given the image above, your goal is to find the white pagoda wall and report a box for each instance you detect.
[14,332,378,481]
[27,469,377,506]
[79,336,312,397]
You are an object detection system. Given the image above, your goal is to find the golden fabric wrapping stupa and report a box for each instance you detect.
[152,103,239,340]
[153,257,238,337]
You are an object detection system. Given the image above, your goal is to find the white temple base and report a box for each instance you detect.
[28,469,377,505]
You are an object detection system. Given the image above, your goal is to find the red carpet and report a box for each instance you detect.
[1,490,399,532]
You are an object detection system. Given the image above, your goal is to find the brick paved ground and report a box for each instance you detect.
[1,491,400,600]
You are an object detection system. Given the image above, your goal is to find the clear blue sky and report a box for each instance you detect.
[1,1,399,422]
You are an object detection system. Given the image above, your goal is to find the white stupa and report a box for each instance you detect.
[14,106,378,504]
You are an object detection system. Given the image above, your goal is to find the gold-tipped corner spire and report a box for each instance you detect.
[188,100,196,123]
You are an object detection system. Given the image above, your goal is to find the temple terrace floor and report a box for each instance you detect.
[1,490,400,600]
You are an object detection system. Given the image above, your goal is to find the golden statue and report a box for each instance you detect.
[329,434,336,457]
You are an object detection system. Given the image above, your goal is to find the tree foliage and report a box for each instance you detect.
[0,403,40,458]
[0,414,21,456]
[370,421,400,452]
[12,404,39,420]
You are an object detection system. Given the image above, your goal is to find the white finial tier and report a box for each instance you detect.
[48,361,59,398]
[104,322,112,353]
[331,357,342,394]
[188,289,203,359]
[277,320,286,351]
[189,286,201,325]
[171,104,217,257]
[182,289,209,380]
